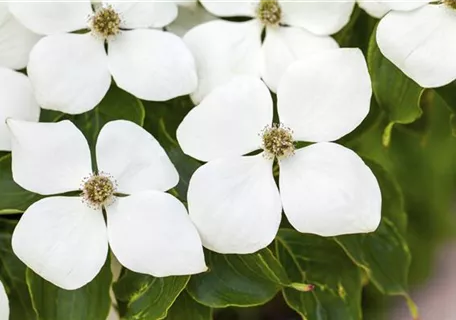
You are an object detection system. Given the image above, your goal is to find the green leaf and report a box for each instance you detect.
[26,257,112,320]
[114,270,189,320]
[434,81,456,114]
[0,155,42,213]
[165,291,212,320]
[187,248,289,308]
[0,219,37,320]
[367,25,424,124]
[276,229,363,320]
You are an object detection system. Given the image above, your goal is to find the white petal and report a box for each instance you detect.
[8,119,92,195]
[261,26,338,92]
[188,155,282,254]
[279,143,381,236]
[107,191,207,277]
[357,0,390,18]
[0,281,8,320]
[28,33,111,114]
[386,0,431,11]
[0,3,8,24]
[277,48,371,142]
[108,29,197,101]
[107,1,178,29]
[167,3,216,38]
[0,14,40,70]
[8,1,92,35]
[177,77,272,162]
[199,0,256,17]
[96,120,178,194]
[280,0,355,35]
[12,197,108,290]
[184,19,263,103]
[377,4,456,88]
[0,68,40,151]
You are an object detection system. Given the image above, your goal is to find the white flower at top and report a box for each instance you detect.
[0,67,40,151]
[0,3,40,70]
[177,48,382,254]
[0,280,8,320]
[7,119,207,290]
[184,0,356,103]
[8,1,197,115]
[375,0,456,88]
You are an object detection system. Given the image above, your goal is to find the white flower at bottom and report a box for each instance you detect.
[177,48,382,254]
[0,67,40,151]
[0,280,8,320]
[376,1,456,88]
[7,119,207,290]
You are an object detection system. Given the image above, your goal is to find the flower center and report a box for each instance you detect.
[261,123,295,159]
[89,5,121,39]
[81,172,117,209]
[443,0,456,9]
[256,0,282,26]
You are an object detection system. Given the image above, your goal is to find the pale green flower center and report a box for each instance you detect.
[256,0,282,26]
[89,5,121,39]
[81,173,116,209]
[261,123,295,159]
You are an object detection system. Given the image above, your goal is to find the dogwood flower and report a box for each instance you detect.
[8,1,197,114]
[184,0,356,103]
[0,3,40,69]
[0,280,8,320]
[7,119,206,290]
[177,48,382,254]
[376,1,456,88]
[0,67,40,151]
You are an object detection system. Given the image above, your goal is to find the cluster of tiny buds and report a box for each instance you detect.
[80,171,118,210]
[260,123,295,160]
[256,0,282,26]
[88,5,122,40]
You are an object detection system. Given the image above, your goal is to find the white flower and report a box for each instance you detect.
[7,119,207,290]
[0,67,40,151]
[0,3,40,69]
[183,0,356,103]
[375,1,456,88]
[0,280,8,320]
[177,48,382,254]
[8,1,197,114]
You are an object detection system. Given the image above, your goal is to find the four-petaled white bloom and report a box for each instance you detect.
[184,0,356,103]
[0,67,40,151]
[177,48,382,254]
[0,280,8,320]
[376,0,456,88]
[8,1,197,114]
[7,119,207,290]
[0,3,40,69]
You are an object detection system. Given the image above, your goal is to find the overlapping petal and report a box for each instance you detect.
[28,33,111,114]
[261,26,338,92]
[108,29,197,101]
[377,4,456,88]
[12,197,108,290]
[107,191,207,277]
[188,154,282,254]
[0,68,40,151]
[280,0,355,35]
[199,0,256,17]
[0,281,8,320]
[177,77,272,162]
[277,48,371,142]
[8,0,92,35]
[96,120,179,194]
[184,20,263,103]
[279,142,381,236]
[7,119,92,195]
